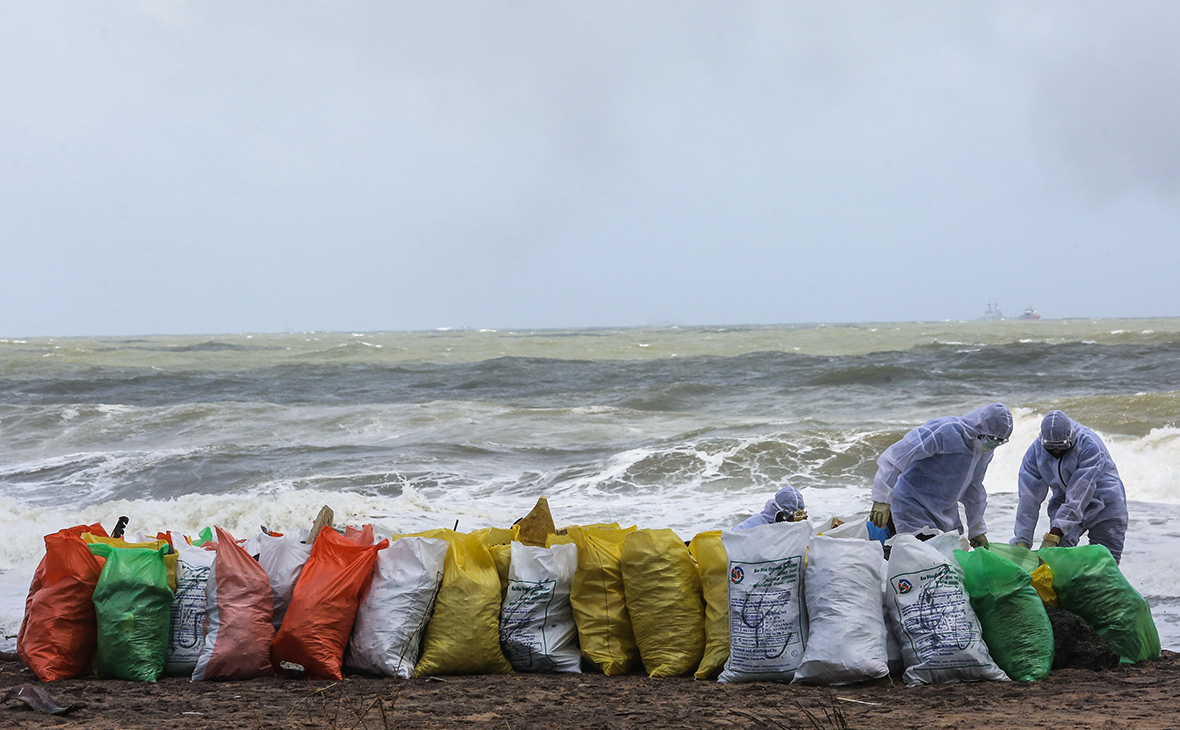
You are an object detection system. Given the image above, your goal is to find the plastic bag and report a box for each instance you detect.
[885,534,1007,685]
[82,534,179,592]
[192,527,275,681]
[88,543,175,682]
[984,542,1042,574]
[499,541,581,673]
[412,529,514,676]
[547,524,639,676]
[688,530,728,679]
[256,532,313,631]
[1038,545,1160,664]
[718,520,810,683]
[17,524,107,681]
[271,528,388,680]
[165,541,215,676]
[794,534,889,685]
[1030,564,1058,607]
[345,536,448,678]
[955,547,1053,682]
[620,528,705,677]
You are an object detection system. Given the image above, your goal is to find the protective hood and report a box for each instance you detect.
[960,402,1013,441]
[1040,410,1076,445]
[772,485,805,514]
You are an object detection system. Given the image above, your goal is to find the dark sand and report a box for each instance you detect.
[3,650,1179,729]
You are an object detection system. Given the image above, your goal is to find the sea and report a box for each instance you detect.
[2,318,1179,653]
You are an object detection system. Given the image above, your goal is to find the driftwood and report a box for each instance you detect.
[308,505,335,544]
[2,683,86,716]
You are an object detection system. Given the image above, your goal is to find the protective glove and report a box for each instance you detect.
[870,502,891,528]
[969,534,988,548]
[1039,532,1061,550]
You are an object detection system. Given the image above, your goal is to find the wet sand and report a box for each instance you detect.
[3,650,1179,729]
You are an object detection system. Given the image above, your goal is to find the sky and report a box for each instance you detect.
[2,1,1179,337]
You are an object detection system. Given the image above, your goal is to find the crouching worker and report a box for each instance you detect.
[734,484,807,529]
[869,403,1013,547]
[1011,410,1129,563]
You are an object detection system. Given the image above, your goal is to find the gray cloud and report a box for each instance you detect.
[1,1,1178,335]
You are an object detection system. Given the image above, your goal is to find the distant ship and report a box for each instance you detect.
[979,301,1004,320]
[1019,306,1041,320]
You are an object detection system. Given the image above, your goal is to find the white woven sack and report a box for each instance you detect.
[793,534,888,685]
[165,541,215,676]
[500,542,581,673]
[885,534,1008,686]
[811,514,871,541]
[256,533,312,631]
[718,520,811,683]
[344,536,448,678]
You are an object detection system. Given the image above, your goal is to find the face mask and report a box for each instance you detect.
[979,435,1006,452]
[1043,440,1074,458]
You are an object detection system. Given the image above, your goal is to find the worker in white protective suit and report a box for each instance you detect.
[869,403,1013,547]
[734,483,807,529]
[1010,410,1128,563]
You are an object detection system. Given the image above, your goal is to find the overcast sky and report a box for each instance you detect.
[2,2,1179,336]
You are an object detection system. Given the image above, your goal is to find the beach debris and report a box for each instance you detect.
[1046,606,1120,671]
[2,683,86,716]
[308,506,334,544]
[835,697,881,705]
[516,496,556,546]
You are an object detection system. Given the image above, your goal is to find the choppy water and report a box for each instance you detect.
[3,318,1179,651]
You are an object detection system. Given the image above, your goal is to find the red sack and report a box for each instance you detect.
[17,523,108,681]
[271,528,387,679]
[192,527,275,681]
[343,524,375,545]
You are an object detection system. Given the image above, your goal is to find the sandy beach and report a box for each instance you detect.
[3,650,1178,729]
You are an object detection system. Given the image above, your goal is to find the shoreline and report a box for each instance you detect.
[3,651,1179,729]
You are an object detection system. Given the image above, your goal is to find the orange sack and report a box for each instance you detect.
[192,527,275,681]
[271,527,388,679]
[17,523,109,681]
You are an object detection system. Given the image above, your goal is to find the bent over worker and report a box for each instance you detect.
[870,402,1013,547]
[1010,410,1129,563]
[734,483,806,529]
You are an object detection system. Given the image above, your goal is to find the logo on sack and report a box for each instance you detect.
[730,566,744,584]
[897,578,913,594]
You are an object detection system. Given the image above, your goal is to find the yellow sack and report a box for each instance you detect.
[548,524,638,675]
[1030,563,1058,608]
[620,528,705,677]
[688,530,728,679]
[471,526,518,602]
[407,529,513,676]
[82,534,178,592]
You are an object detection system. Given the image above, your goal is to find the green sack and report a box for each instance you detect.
[1038,545,1160,665]
[88,543,175,682]
[955,548,1053,682]
[983,542,1041,574]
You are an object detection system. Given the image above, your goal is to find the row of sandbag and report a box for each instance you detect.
[17,515,1161,686]
[17,520,566,683]
[325,517,1161,685]
[492,518,1160,685]
[707,520,1159,685]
